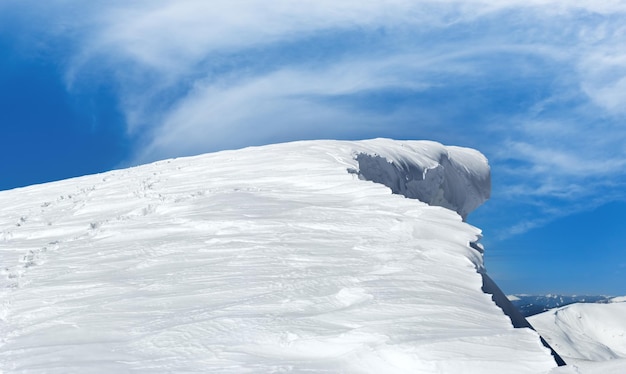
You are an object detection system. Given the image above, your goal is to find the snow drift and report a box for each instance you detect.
[0,139,558,373]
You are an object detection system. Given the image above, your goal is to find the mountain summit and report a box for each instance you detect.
[0,139,559,373]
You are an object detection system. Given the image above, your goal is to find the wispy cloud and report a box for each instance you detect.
[580,52,626,114]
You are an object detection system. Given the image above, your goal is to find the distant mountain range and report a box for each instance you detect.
[508,294,615,317]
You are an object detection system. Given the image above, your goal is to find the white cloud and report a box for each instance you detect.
[62,1,623,132]
[134,58,435,161]
[580,52,626,114]
[73,0,626,76]
[505,141,626,177]
[83,0,423,73]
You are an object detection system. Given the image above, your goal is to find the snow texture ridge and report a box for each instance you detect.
[0,139,556,373]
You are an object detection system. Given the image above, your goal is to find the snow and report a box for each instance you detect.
[610,296,626,303]
[550,359,626,374]
[0,139,557,373]
[351,140,490,220]
[530,301,626,373]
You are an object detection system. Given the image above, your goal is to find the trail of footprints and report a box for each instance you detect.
[0,180,110,345]
[2,174,146,288]
[1,182,101,289]
[2,169,213,291]
[0,241,61,289]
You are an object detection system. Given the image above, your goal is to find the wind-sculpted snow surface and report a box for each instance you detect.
[0,140,557,373]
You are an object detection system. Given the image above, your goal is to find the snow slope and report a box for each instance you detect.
[550,358,626,374]
[529,300,626,363]
[0,139,557,373]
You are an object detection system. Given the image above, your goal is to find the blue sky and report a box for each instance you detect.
[1,1,626,295]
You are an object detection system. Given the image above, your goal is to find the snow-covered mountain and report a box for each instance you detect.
[529,299,626,372]
[0,139,561,373]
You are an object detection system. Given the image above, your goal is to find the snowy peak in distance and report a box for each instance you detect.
[0,139,560,373]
